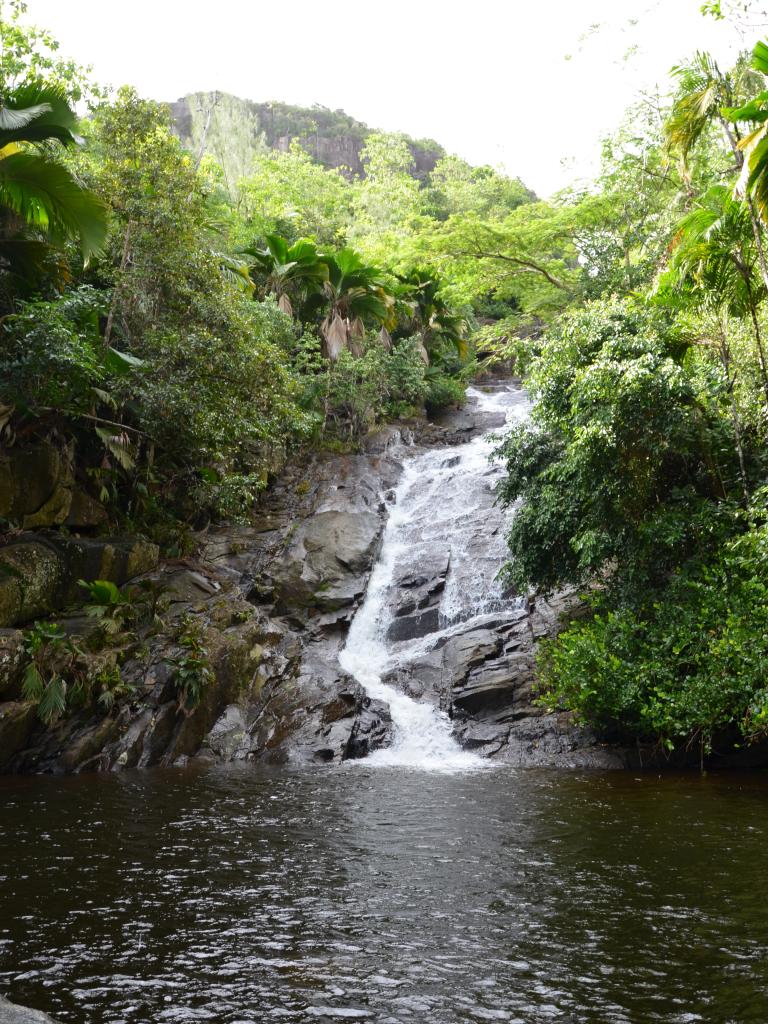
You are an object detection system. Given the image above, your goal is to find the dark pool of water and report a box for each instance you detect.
[1,765,767,1023]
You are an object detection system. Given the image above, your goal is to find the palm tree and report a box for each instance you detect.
[664,184,768,401]
[662,184,768,498]
[666,50,768,291]
[316,247,394,360]
[724,42,768,226]
[0,81,107,292]
[241,234,327,317]
[395,268,468,365]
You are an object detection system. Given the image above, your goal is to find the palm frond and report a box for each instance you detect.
[0,152,107,261]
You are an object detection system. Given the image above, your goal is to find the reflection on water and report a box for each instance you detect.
[1,765,767,1023]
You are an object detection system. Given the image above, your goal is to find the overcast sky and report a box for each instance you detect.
[23,0,759,196]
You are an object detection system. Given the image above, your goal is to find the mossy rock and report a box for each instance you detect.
[0,630,25,697]
[0,700,37,771]
[0,443,74,528]
[0,535,160,628]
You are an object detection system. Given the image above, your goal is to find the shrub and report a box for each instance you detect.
[538,506,768,750]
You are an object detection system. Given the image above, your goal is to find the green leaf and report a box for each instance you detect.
[78,578,121,605]
[38,676,67,725]
[104,347,145,375]
[0,152,107,261]
[22,664,44,701]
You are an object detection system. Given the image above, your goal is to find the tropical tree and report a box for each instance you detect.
[236,141,352,245]
[0,81,107,299]
[725,41,768,226]
[662,183,768,401]
[666,49,768,290]
[241,234,327,317]
[395,268,468,364]
[425,201,580,315]
[659,184,768,497]
[315,247,394,360]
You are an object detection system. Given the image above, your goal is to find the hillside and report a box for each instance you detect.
[169,91,445,187]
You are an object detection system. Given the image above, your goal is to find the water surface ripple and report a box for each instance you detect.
[1,766,767,1023]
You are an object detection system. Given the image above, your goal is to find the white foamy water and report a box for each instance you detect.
[338,383,530,770]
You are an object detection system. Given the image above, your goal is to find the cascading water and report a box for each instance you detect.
[338,383,530,770]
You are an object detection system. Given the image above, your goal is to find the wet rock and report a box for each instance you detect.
[59,715,121,772]
[345,698,393,759]
[387,606,440,642]
[0,701,37,771]
[387,548,449,641]
[205,704,249,760]
[270,509,383,613]
[489,712,628,769]
[0,994,61,1023]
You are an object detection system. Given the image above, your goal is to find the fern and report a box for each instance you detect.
[37,676,67,725]
[22,663,44,701]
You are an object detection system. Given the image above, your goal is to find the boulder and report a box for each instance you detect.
[0,631,24,698]
[64,489,108,528]
[0,443,74,529]
[205,704,249,760]
[345,697,393,758]
[270,509,382,613]
[0,995,61,1023]
[387,547,449,642]
[0,541,65,628]
[0,701,37,771]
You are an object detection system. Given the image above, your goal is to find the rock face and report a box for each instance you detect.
[169,92,444,187]
[387,548,449,642]
[0,535,159,628]
[0,429,413,772]
[269,509,382,613]
[0,393,622,774]
[0,443,107,530]
[0,994,61,1023]
[383,595,624,768]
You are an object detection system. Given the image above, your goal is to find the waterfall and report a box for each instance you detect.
[338,384,530,770]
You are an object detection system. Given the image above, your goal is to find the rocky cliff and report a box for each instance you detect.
[0,391,628,774]
[169,92,444,185]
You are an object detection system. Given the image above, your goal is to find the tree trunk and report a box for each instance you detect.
[104,221,133,349]
[716,314,750,504]
[741,269,768,405]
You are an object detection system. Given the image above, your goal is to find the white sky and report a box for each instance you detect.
[23,0,757,196]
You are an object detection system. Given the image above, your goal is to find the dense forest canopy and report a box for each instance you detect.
[4,0,768,751]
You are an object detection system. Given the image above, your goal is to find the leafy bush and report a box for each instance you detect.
[0,286,130,419]
[538,506,768,749]
[295,334,431,439]
[495,298,744,595]
[382,338,429,416]
[424,368,466,411]
[170,617,213,713]
[21,620,130,724]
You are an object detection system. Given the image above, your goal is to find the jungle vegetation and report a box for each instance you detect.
[4,2,768,752]
[494,27,768,755]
